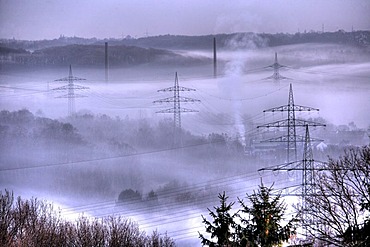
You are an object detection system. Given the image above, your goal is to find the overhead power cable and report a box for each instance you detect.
[0,139,228,172]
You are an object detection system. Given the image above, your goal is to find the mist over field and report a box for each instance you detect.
[1,30,370,246]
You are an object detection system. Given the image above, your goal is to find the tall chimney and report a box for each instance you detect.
[105,42,109,82]
[213,37,217,78]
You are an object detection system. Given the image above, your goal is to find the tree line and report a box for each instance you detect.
[0,190,174,247]
[2,30,369,51]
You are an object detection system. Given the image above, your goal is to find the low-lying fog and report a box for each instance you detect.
[1,43,369,246]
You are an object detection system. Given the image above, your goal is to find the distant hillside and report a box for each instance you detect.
[0,44,210,68]
[1,31,369,52]
[0,46,29,66]
[104,31,370,50]
[0,36,98,51]
[0,46,28,55]
[1,31,369,68]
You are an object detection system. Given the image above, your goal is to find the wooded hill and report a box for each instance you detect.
[2,30,369,50]
[0,44,209,68]
[0,30,369,68]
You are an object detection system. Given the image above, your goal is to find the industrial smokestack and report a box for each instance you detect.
[105,42,109,82]
[213,37,217,78]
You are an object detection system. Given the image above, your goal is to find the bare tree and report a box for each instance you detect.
[0,190,176,246]
[0,190,14,246]
[148,230,175,247]
[305,146,370,246]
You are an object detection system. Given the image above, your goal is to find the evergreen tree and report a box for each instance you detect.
[199,192,238,246]
[236,184,297,247]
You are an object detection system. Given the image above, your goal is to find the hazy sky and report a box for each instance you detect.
[0,0,369,40]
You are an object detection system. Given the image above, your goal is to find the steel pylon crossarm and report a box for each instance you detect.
[157,86,195,92]
[56,93,87,99]
[261,135,323,143]
[156,108,198,114]
[54,76,86,82]
[153,72,200,147]
[52,84,89,91]
[263,104,319,113]
[257,83,325,164]
[54,65,86,82]
[52,65,88,116]
[153,96,200,103]
[257,119,326,128]
[264,52,287,69]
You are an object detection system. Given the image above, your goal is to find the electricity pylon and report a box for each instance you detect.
[153,72,200,147]
[301,125,316,232]
[263,52,289,83]
[257,83,325,164]
[258,125,327,239]
[53,65,89,116]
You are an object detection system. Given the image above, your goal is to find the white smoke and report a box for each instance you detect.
[219,33,267,146]
[218,33,267,146]
[225,32,268,50]
[223,59,246,146]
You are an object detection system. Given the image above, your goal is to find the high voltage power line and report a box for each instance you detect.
[257,83,325,164]
[0,85,46,92]
[61,172,263,215]
[191,83,289,101]
[1,60,367,86]
[59,177,264,223]
[52,171,292,236]
[0,137,246,172]
[262,52,290,83]
[1,48,367,245]
[66,170,278,214]
[51,172,296,241]
[0,121,270,173]
[153,72,200,147]
[1,66,365,101]
[52,65,89,116]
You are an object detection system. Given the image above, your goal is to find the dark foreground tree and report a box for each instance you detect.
[305,145,370,246]
[237,184,297,247]
[118,188,142,203]
[199,192,238,246]
[0,190,175,247]
[199,186,296,247]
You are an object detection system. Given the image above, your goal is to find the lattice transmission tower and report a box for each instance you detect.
[263,52,289,83]
[153,72,200,147]
[301,125,316,232]
[258,125,327,239]
[53,65,89,116]
[257,83,325,164]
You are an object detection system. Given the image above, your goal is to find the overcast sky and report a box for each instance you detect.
[0,0,369,40]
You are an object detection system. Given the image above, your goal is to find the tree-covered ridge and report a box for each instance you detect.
[0,109,247,161]
[1,31,369,51]
[0,44,209,68]
[1,31,369,68]
[0,109,82,144]
[0,109,246,200]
